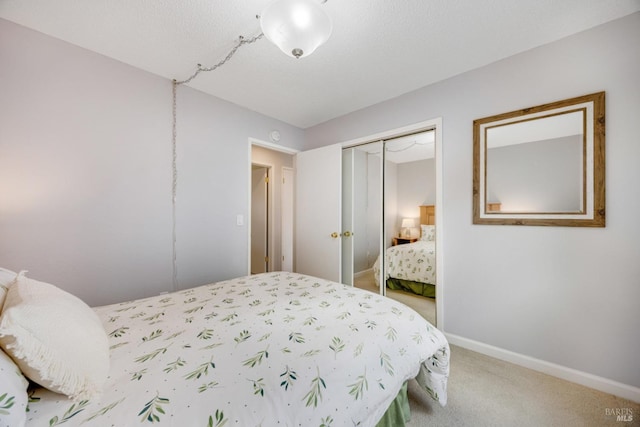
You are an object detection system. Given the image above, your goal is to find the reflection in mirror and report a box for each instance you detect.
[383,133,436,326]
[486,110,584,213]
[341,148,355,286]
[473,92,605,227]
[342,141,383,290]
[346,130,437,326]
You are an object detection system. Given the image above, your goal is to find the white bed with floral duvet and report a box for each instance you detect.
[0,269,449,427]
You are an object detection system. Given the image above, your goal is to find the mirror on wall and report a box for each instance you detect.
[345,130,437,326]
[473,92,605,227]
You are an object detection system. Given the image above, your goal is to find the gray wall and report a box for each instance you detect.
[487,136,582,212]
[397,159,435,230]
[305,13,640,389]
[0,19,304,306]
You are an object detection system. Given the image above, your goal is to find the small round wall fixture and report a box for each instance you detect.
[270,130,281,142]
[260,0,332,59]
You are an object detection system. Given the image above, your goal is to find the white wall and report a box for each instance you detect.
[305,13,640,390]
[0,19,304,306]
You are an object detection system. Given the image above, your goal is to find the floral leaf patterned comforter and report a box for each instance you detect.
[374,241,436,285]
[26,272,449,426]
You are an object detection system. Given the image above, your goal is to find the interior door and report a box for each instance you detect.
[295,144,342,282]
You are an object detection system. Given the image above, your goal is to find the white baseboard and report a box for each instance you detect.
[445,333,640,404]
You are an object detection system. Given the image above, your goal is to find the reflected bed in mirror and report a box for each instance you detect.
[374,205,436,299]
[473,92,605,227]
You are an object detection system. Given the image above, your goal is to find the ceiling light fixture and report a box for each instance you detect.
[260,0,332,59]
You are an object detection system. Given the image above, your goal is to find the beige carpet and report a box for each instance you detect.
[353,269,639,426]
[406,345,639,426]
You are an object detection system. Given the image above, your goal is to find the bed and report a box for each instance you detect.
[373,205,437,298]
[0,269,449,427]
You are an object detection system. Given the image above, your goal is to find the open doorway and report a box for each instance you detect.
[249,141,296,275]
[251,164,269,274]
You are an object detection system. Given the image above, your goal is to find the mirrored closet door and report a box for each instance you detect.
[345,130,436,326]
[342,141,383,290]
[383,132,436,325]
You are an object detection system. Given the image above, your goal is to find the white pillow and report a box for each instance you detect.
[0,273,110,401]
[420,224,436,241]
[0,268,19,311]
[0,348,29,427]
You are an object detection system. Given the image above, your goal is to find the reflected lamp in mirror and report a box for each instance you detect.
[401,218,415,237]
[473,92,605,227]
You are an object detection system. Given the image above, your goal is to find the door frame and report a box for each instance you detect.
[247,138,299,276]
[338,118,444,330]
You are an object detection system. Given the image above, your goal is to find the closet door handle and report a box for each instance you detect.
[330,232,340,239]
[342,231,352,237]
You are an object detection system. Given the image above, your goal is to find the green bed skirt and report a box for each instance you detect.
[387,278,436,298]
[376,381,410,427]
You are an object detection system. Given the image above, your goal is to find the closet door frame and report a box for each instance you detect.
[339,118,444,330]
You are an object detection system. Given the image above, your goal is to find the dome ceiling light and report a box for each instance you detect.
[260,0,332,59]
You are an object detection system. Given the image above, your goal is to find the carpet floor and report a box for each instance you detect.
[353,269,639,426]
[406,345,639,426]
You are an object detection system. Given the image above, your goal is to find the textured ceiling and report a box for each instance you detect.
[1,0,638,128]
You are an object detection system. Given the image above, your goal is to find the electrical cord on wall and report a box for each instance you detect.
[170,32,264,291]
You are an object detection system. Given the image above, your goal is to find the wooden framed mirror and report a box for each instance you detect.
[473,92,605,227]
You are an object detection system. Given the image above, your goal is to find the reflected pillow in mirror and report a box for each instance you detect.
[420,225,435,241]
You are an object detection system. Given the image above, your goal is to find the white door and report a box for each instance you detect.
[281,167,294,272]
[295,144,342,282]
